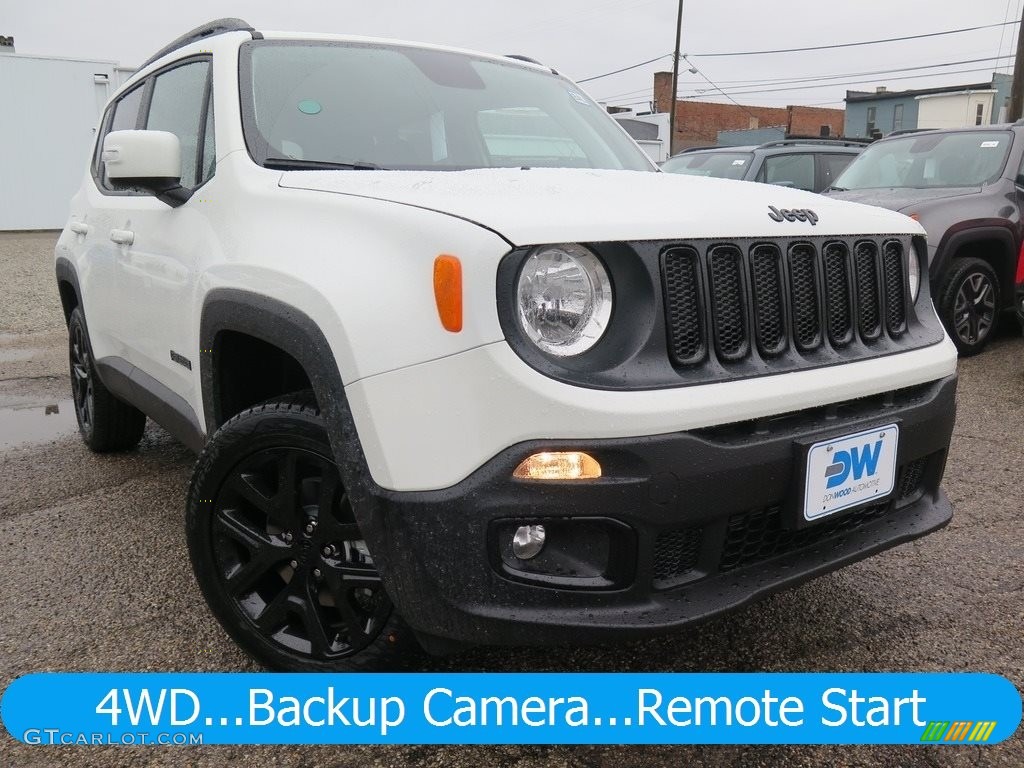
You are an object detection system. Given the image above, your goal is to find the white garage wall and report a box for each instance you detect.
[0,55,117,230]
[916,90,996,131]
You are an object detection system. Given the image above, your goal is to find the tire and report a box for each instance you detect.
[937,257,1001,357]
[185,393,419,671]
[67,306,146,452]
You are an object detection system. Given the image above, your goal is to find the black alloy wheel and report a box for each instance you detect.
[65,306,146,451]
[187,395,417,670]
[69,319,94,437]
[212,446,391,660]
[954,272,997,347]
[939,257,1001,357]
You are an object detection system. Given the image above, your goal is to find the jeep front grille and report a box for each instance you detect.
[662,247,705,364]
[662,237,912,371]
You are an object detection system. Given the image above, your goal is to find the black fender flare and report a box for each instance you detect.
[198,289,397,584]
[55,256,83,324]
[931,224,1018,305]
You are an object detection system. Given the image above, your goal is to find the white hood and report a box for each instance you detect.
[279,168,923,246]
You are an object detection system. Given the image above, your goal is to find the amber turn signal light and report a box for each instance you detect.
[433,255,462,332]
[513,452,602,481]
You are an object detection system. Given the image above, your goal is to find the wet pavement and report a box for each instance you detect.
[0,397,77,450]
[0,231,1022,767]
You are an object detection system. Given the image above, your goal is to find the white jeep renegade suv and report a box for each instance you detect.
[55,19,959,670]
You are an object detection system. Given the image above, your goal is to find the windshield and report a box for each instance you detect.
[661,151,753,180]
[833,130,1012,190]
[239,41,654,172]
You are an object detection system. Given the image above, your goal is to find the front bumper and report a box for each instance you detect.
[361,374,957,647]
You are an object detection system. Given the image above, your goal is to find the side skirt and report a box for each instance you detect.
[95,356,206,453]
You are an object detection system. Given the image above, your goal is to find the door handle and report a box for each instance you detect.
[69,221,90,235]
[109,229,135,246]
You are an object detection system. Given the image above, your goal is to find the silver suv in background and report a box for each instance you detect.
[661,139,867,193]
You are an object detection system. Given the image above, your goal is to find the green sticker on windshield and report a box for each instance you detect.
[297,99,322,115]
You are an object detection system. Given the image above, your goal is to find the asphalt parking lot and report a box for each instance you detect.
[1,229,1022,767]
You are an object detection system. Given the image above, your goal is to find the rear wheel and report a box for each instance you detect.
[67,307,146,452]
[186,395,418,671]
[938,257,1000,357]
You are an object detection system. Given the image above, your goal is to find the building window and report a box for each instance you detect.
[893,104,904,132]
[976,103,985,126]
[866,106,876,135]
[819,125,831,137]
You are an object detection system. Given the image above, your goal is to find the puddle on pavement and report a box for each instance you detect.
[0,398,78,450]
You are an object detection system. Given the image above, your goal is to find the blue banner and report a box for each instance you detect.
[1,672,1019,745]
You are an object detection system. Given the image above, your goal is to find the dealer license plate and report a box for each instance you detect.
[803,424,899,522]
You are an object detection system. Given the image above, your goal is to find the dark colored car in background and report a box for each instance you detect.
[661,139,866,193]
[826,125,1024,356]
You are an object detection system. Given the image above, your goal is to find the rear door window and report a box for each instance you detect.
[818,153,857,190]
[759,153,816,191]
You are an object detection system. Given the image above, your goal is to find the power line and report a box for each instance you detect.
[687,55,1015,88]
[576,19,1019,84]
[683,56,762,122]
[602,65,1011,110]
[998,0,1014,69]
[689,19,1019,57]
[593,54,1015,103]
[677,65,1007,100]
[576,53,673,83]
[677,55,1015,96]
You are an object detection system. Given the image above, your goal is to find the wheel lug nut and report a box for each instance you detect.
[305,521,317,535]
[313,568,322,580]
[289,560,298,569]
[321,545,333,557]
[282,532,293,543]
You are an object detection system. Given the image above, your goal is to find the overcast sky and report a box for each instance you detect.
[4,0,1021,110]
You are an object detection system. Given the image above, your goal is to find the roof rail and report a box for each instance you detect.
[505,54,543,65]
[504,54,558,75]
[138,18,260,71]
[887,128,935,137]
[675,145,719,154]
[757,138,870,149]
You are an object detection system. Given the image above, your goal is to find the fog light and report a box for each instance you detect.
[512,524,546,559]
[512,451,601,480]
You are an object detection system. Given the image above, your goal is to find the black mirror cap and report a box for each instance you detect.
[110,177,192,208]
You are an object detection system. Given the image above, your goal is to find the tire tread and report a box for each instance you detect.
[69,307,146,452]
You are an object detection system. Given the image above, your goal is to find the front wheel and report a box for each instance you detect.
[185,394,418,671]
[937,257,1000,357]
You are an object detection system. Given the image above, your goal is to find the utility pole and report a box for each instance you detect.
[668,0,684,155]
[1009,4,1024,121]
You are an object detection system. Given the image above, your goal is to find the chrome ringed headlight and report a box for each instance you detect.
[516,244,613,357]
[908,243,921,302]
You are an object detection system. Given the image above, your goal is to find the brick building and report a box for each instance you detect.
[653,72,845,152]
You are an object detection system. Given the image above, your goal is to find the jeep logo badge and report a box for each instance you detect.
[768,205,818,225]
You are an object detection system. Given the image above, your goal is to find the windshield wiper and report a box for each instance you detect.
[263,157,383,171]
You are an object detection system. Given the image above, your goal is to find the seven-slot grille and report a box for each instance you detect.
[662,238,910,367]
